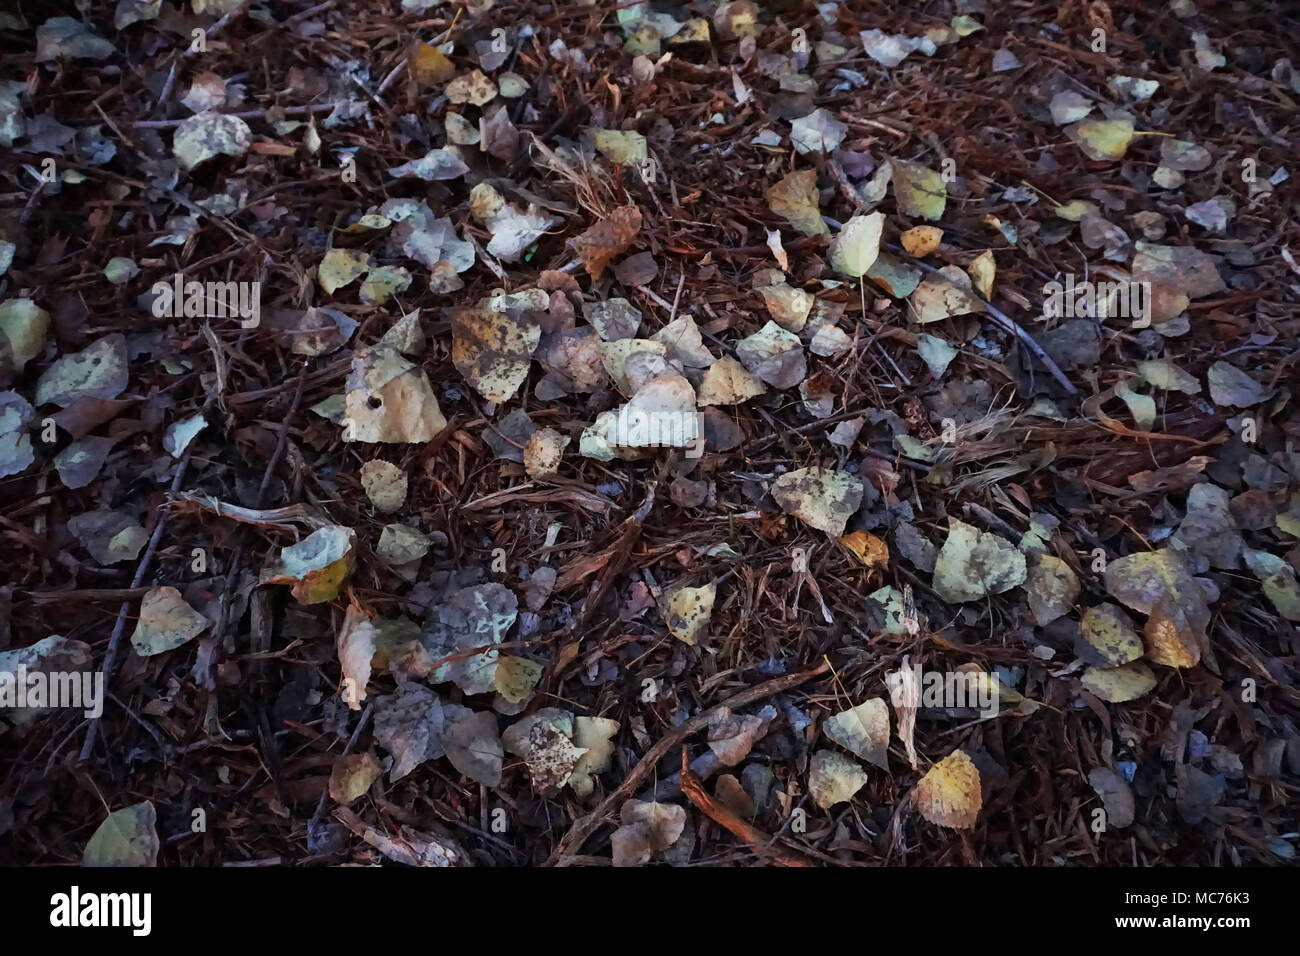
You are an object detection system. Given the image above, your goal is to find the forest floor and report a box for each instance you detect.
[1,0,1299,867]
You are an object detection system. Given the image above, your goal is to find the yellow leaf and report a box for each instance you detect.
[495,655,544,704]
[1081,661,1157,702]
[318,248,370,295]
[892,159,946,220]
[666,583,716,645]
[765,169,828,237]
[917,749,981,829]
[840,530,889,570]
[1078,604,1144,667]
[967,249,995,298]
[901,225,943,258]
[1068,118,1135,161]
[410,44,454,86]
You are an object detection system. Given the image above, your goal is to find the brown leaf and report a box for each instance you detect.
[572,206,642,279]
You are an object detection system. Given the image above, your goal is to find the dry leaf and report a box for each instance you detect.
[901,225,943,257]
[765,169,828,236]
[917,750,981,829]
[329,752,381,804]
[697,355,767,405]
[262,525,357,605]
[130,586,210,657]
[823,698,890,770]
[771,467,865,537]
[840,530,889,570]
[337,600,377,710]
[808,749,868,808]
[343,345,447,443]
[1081,661,1157,702]
[360,459,407,512]
[572,206,642,279]
[665,583,716,645]
[451,306,541,403]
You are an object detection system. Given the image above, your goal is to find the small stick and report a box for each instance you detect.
[880,239,1078,396]
[544,659,831,866]
[78,452,193,761]
[679,748,815,866]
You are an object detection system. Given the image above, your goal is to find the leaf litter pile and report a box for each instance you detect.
[1,0,1298,868]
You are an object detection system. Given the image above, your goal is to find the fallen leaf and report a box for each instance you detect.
[830,212,885,277]
[910,266,985,323]
[318,248,371,295]
[82,802,158,867]
[568,716,619,796]
[593,128,647,165]
[444,709,504,787]
[376,524,430,568]
[1131,241,1224,299]
[917,750,981,828]
[494,655,543,704]
[523,427,568,479]
[0,636,93,726]
[336,600,377,710]
[707,706,765,765]
[1077,604,1144,667]
[410,43,455,85]
[891,159,947,220]
[808,749,868,808]
[343,345,447,443]
[360,459,407,512]
[735,321,806,389]
[446,69,497,106]
[1081,661,1157,702]
[916,334,959,379]
[262,525,357,605]
[329,752,382,804]
[68,509,148,565]
[0,298,50,372]
[572,206,642,279]
[36,334,129,408]
[172,111,252,170]
[1207,361,1270,407]
[130,586,210,657]
[823,698,890,770]
[765,169,828,236]
[1024,552,1080,626]
[1088,767,1135,828]
[422,583,517,695]
[1067,117,1135,161]
[665,583,716,645]
[387,146,470,181]
[771,467,865,536]
[374,682,446,781]
[790,108,847,155]
[932,518,1026,603]
[697,355,767,405]
[840,530,889,570]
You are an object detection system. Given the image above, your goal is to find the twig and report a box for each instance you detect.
[679,747,815,866]
[880,240,1079,396]
[543,659,831,865]
[308,702,374,837]
[256,362,309,508]
[78,452,194,761]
